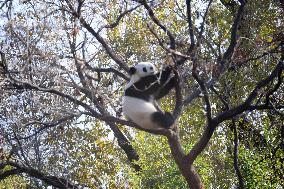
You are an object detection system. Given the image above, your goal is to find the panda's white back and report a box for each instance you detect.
[122,96,161,130]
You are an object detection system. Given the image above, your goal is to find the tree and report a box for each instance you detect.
[0,0,283,188]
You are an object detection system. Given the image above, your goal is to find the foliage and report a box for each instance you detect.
[0,0,283,188]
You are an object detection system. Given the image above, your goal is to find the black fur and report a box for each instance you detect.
[129,67,136,75]
[151,111,174,128]
[124,65,176,129]
[125,66,175,101]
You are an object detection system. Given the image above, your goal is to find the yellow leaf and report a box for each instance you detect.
[266,36,273,43]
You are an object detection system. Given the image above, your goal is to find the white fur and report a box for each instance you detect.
[125,62,157,89]
[122,96,162,130]
[125,74,141,89]
[123,62,164,130]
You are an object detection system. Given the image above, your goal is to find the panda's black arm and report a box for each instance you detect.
[133,66,173,90]
[155,66,173,85]
[138,66,174,98]
[134,66,173,95]
[155,76,175,100]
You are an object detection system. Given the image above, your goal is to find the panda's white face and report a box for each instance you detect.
[131,62,157,78]
[125,62,157,89]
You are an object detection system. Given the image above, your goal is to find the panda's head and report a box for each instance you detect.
[129,62,157,78]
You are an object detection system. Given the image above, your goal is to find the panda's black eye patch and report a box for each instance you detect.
[150,67,153,70]
[143,67,147,72]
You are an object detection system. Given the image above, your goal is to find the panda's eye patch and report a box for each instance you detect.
[143,67,147,72]
[150,67,153,70]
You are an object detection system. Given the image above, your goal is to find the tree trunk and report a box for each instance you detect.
[167,130,204,189]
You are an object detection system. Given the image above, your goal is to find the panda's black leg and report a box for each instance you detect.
[151,111,174,128]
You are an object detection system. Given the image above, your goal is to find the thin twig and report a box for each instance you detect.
[138,0,176,49]
[97,5,141,33]
[63,0,129,71]
[192,70,212,122]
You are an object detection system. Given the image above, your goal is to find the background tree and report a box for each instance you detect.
[0,0,283,188]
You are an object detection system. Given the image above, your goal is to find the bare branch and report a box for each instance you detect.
[8,78,102,118]
[183,1,247,105]
[197,0,213,46]
[138,0,176,49]
[243,62,283,107]
[0,161,79,188]
[232,119,245,189]
[65,23,89,88]
[211,86,229,110]
[192,70,212,122]
[76,0,84,16]
[14,113,82,140]
[173,67,183,119]
[85,63,129,81]
[147,23,190,59]
[186,0,195,52]
[63,0,129,72]
[98,5,141,33]
[11,131,30,166]
[187,60,283,164]
[0,0,10,10]
[106,121,141,172]
[222,1,247,63]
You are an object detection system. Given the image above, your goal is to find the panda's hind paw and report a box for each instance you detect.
[151,111,174,129]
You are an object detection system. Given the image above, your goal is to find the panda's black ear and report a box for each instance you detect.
[129,67,136,75]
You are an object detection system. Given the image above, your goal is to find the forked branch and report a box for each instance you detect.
[187,60,283,164]
[0,161,79,188]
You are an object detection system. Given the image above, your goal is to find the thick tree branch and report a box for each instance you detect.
[243,62,283,107]
[186,0,195,52]
[0,168,24,180]
[9,79,102,118]
[187,60,283,164]
[107,121,141,172]
[0,161,79,188]
[222,0,246,64]
[232,119,245,189]
[166,128,203,189]
[166,130,203,189]
[265,62,283,104]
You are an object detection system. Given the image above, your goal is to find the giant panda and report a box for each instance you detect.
[122,62,176,130]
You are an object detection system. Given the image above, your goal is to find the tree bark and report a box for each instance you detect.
[167,129,204,189]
